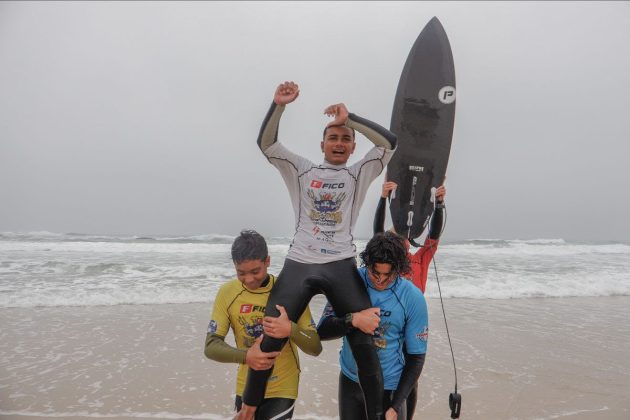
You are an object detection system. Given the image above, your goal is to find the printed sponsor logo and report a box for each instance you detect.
[438,86,456,105]
[310,180,345,189]
[239,304,266,314]
[409,165,424,172]
[316,230,336,242]
[416,326,429,342]
[308,189,346,226]
[373,324,388,349]
[207,320,218,334]
[239,316,264,341]
[321,231,336,240]
[320,248,341,255]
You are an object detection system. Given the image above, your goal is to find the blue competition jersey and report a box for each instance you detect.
[322,267,429,390]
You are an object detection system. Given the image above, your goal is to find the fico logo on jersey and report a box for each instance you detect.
[240,304,265,314]
[310,180,345,189]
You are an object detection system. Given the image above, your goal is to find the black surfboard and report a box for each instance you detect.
[388,17,456,241]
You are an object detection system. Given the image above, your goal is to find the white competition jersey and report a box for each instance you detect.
[264,142,394,263]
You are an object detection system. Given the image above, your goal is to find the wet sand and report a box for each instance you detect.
[1,297,629,419]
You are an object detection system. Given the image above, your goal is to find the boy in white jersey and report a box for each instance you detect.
[239,81,397,420]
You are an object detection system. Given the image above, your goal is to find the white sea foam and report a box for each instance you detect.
[1,232,629,307]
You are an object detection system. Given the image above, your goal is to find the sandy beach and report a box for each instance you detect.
[1,296,629,420]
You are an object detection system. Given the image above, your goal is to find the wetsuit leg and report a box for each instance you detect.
[235,396,296,420]
[242,259,318,406]
[338,372,368,420]
[319,258,384,420]
[405,382,418,420]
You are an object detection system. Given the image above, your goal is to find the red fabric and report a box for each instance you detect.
[404,237,439,293]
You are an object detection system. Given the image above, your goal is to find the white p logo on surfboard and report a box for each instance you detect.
[438,86,456,104]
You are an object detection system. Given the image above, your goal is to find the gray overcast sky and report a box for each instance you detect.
[1,1,629,241]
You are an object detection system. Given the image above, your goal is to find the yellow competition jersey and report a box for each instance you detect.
[209,275,316,399]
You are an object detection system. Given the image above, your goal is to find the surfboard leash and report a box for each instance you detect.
[428,205,462,419]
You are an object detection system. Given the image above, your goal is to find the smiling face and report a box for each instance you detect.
[234,257,270,290]
[321,125,356,165]
[367,262,396,291]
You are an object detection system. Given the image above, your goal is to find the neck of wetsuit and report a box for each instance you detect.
[322,160,348,168]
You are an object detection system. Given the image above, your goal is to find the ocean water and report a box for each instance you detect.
[1,231,629,309]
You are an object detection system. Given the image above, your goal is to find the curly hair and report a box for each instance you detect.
[359,231,410,274]
[231,229,268,264]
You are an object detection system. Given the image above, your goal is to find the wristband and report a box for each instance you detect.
[344,313,354,329]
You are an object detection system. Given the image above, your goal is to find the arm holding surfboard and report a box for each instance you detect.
[374,182,445,241]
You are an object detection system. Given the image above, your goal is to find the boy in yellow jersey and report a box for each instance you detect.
[204,230,322,419]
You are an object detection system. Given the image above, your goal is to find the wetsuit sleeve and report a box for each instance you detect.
[316,302,351,340]
[390,353,426,414]
[204,333,247,364]
[348,116,397,225]
[204,283,238,360]
[291,306,323,356]
[428,205,445,241]
[373,196,387,235]
[346,113,397,150]
[257,102,285,151]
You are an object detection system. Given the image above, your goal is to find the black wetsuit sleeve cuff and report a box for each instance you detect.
[317,316,352,340]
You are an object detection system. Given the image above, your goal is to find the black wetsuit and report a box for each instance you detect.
[243,102,397,420]
[374,194,445,419]
[339,373,407,420]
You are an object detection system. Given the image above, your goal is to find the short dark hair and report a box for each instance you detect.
[359,231,410,275]
[322,124,355,140]
[231,230,268,264]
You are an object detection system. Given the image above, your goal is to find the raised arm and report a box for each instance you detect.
[373,181,398,235]
[428,185,446,241]
[257,82,300,152]
[324,103,397,150]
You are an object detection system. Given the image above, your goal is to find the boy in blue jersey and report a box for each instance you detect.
[318,232,428,420]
